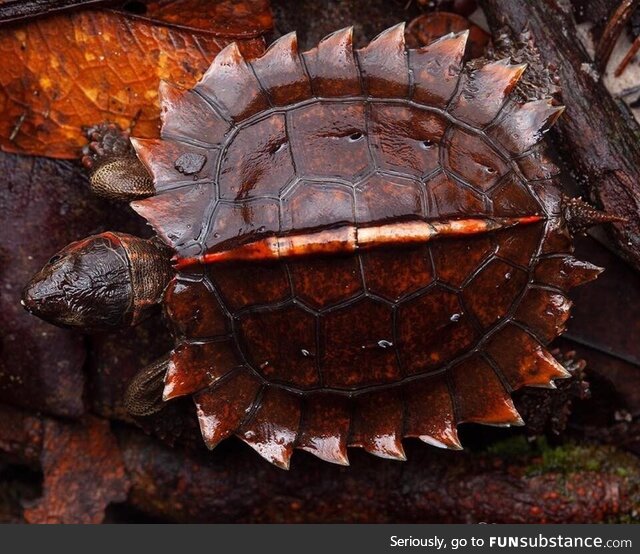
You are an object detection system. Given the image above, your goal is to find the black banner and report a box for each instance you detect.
[2,524,638,553]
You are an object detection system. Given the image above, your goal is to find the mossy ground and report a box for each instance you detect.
[484,436,640,522]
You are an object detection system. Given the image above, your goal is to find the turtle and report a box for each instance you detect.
[22,24,619,469]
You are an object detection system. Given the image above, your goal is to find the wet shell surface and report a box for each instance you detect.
[131,24,601,468]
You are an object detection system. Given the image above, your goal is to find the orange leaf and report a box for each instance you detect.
[139,0,273,37]
[0,2,270,158]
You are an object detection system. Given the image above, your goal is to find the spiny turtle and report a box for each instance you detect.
[23,24,617,468]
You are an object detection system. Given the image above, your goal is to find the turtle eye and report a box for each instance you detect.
[48,255,62,265]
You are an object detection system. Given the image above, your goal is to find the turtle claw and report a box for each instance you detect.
[81,122,132,170]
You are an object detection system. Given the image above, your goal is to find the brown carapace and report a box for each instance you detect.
[26,25,607,468]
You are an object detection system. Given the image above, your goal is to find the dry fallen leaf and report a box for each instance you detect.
[0,0,271,158]
[140,0,272,37]
[406,12,490,59]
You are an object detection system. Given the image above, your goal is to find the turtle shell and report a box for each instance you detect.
[131,25,602,468]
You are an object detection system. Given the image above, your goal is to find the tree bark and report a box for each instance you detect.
[480,0,640,272]
[1,403,639,523]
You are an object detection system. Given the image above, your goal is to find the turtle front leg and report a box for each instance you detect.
[124,355,170,416]
[82,123,154,201]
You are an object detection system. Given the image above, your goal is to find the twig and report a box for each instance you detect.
[615,34,640,75]
[595,0,640,72]
[480,0,640,272]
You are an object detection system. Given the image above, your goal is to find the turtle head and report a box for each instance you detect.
[22,232,171,330]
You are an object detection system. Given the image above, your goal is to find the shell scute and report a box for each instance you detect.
[426,171,486,218]
[369,103,446,178]
[488,98,564,155]
[355,174,426,224]
[218,112,295,200]
[486,324,571,390]
[287,101,371,179]
[349,389,406,460]
[493,222,544,266]
[302,27,360,97]
[195,368,262,450]
[489,173,543,217]
[297,393,351,465]
[238,304,320,389]
[361,244,434,302]
[397,286,479,373]
[430,233,495,288]
[250,32,312,106]
[356,23,409,98]
[281,181,355,229]
[164,278,229,339]
[196,42,269,122]
[159,81,231,146]
[238,385,302,469]
[209,262,290,312]
[533,256,603,290]
[409,30,468,108]
[320,298,401,389]
[288,255,362,309]
[132,137,217,192]
[404,376,461,449]
[448,59,526,127]
[131,183,213,248]
[515,288,572,343]
[515,146,561,181]
[164,339,240,400]
[443,127,509,192]
[451,356,523,426]
[462,258,529,329]
[204,198,280,251]
[540,220,573,254]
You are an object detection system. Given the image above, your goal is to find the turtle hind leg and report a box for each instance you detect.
[124,355,170,417]
[82,122,154,201]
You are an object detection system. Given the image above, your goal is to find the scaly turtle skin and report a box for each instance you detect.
[23,25,614,468]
